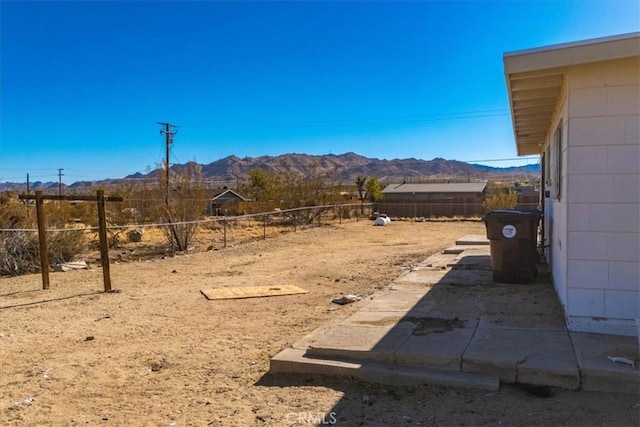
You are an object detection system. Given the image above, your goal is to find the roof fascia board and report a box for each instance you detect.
[504,32,640,74]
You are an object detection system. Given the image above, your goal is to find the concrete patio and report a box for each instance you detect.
[270,235,639,394]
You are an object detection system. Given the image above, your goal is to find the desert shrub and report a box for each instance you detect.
[336,205,352,220]
[0,231,40,276]
[70,200,97,225]
[483,192,518,212]
[0,192,31,229]
[0,230,85,276]
[48,230,85,264]
[44,201,75,229]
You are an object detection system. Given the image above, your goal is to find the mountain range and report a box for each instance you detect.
[0,152,539,192]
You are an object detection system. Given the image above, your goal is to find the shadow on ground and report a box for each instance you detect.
[260,239,639,425]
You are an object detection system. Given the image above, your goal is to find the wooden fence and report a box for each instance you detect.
[374,200,540,219]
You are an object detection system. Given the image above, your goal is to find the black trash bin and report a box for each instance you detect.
[483,209,542,284]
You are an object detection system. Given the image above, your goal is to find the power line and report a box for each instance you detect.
[461,157,539,163]
[179,109,511,129]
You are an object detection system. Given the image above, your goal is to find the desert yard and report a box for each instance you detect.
[0,219,637,426]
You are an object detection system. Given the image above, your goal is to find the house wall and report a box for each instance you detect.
[543,94,569,311]
[564,56,640,336]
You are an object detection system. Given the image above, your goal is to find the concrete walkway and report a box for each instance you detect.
[270,235,639,394]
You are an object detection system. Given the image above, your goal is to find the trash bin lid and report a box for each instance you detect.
[483,209,542,223]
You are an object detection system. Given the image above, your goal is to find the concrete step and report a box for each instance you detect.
[571,332,640,395]
[455,235,490,246]
[269,233,638,396]
[270,347,500,391]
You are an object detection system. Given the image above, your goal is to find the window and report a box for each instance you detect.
[544,149,551,189]
[553,121,563,200]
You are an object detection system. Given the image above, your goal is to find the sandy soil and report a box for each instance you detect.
[1,220,637,426]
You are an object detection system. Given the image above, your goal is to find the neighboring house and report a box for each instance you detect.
[378,182,488,218]
[504,32,639,336]
[207,188,249,215]
[511,184,540,210]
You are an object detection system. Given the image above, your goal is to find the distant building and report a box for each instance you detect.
[207,188,249,216]
[377,182,488,218]
[511,184,540,210]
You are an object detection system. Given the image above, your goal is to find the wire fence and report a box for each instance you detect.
[1,199,542,277]
[0,203,374,276]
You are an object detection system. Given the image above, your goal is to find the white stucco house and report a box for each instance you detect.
[504,32,640,337]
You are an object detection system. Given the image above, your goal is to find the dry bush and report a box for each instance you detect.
[483,183,518,213]
[0,232,40,276]
[0,192,31,229]
[155,163,209,252]
[483,192,518,212]
[44,201,75,229]
[48,230,85,265]
[0,230,85,276]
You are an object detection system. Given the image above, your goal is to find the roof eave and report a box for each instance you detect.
[504,32,640,157]
[504,32,640,73]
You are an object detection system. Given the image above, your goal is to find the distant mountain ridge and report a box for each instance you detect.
[152,152,539,182]
[0,152,539,192]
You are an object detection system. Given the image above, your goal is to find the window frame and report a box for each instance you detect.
[553,120,563,200]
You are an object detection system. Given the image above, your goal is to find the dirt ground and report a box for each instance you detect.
[1,220,638,426]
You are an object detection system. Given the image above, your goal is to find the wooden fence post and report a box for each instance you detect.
[35,191,50,290]
[223,219,227,248]
[19,191,122,292]
[96,190,112,292]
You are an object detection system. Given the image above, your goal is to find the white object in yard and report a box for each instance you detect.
[53,261,90,272]
[607,356,636,367]
[373,215,391,226]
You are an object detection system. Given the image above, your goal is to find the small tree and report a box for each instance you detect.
[355,176,366,202]
[483,183,518,212]
[365,177,384,202]
[156,163,208,252]
[245,168,283,204]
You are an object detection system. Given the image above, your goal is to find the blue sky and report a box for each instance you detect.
[1,1,638,183]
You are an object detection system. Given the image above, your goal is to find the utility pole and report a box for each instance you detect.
[157,122,178,205]
[57,168,64,197]
[26,173,31,219]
